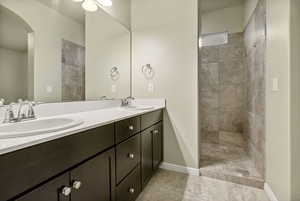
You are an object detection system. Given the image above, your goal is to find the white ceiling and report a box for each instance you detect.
[35,0,85,24]
[201,0,245,13]
[0,6,31,51]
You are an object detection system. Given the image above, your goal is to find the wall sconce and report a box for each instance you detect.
[72,0,112,12]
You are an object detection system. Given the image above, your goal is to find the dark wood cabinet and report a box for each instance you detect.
[153,123,163,170]
[141,122,163,188]
[141,110,163,130]
[0,124,114,201]
[16,173,70,201]
[16,149,116,201]
[141,127,153,188]
[70,149,115,201]
[116,134,141,184]
[4,109,163,201]
[115,116,141,144]
[116,166,141,201]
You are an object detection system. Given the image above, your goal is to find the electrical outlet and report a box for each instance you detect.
[46,86,53,93]
[111,84,117,93]
[148,83,154,93]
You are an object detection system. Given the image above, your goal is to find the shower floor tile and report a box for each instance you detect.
[200,132,264,189]
[137,169,269,201]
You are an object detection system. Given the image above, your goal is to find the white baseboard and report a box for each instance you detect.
[159,162,200,176]
[264,183,279,201]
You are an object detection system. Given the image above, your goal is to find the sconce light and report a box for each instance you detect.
[82,0,98,12]
[96,0,112,7]
[72,0,112,12]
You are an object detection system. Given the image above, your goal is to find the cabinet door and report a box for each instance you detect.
[141,128,153,188]
[153,123,163,170]
[16,173,70,201]
[70,149,115,201]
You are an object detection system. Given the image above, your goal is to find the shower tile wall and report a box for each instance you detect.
[62,40,85,102]
[200,33,247,144]
[244,0,266,178]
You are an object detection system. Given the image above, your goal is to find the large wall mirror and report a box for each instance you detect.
[0,0,131,104]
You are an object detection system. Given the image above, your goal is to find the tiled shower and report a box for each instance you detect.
[62,40,86,102]
[200,0,266,188]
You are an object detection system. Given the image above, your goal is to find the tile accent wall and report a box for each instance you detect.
[62,40,85,102]
[244,0,266,178]
[200,33,247,144]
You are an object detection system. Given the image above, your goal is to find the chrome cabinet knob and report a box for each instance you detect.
[129,188,135,194]
[61,186,72,196]
[128,153,134,159]
[129,125,134,131]
[72,180,82,190]
[153,130,159,134]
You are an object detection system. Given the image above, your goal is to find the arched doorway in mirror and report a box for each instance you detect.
[0,5,34,104]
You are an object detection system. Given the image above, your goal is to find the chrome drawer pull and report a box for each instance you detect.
[128,153,135,159]
[129,188,135,194]
[72,180,82,190]
[129,125,134,130]
[61,186,72,196]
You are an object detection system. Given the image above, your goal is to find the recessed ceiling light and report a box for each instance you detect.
[96,0,112,7]
[82,0,98,12]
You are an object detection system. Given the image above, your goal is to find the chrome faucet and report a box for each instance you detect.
[0,98,5,107]
[121,96,135,107]
[3,100,36,123]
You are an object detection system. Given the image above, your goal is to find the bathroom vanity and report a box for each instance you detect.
[0,108,164,201]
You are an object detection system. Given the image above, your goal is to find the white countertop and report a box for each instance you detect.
[0,99,165,155]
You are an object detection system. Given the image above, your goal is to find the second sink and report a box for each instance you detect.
[0,117,84,139]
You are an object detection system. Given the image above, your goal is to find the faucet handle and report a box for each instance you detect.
[0,98,5,107]
[26,102,36,119]
[3,104,15,123]
[31,101,43,106]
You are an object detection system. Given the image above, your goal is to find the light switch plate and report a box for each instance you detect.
[272,78,279,91]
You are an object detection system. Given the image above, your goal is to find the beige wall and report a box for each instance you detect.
[85,11,130,99]
[0,48,27,103]
[0,0,85,103]
[265,0,291,200]
[290,0,300,200]
[131,0,199,168]
[27,32,34,101]
[244,0,259,27]
[99,0,131,30]
[201,5,244,34]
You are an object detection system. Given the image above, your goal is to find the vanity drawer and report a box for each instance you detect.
[141,110,163,130]
[116,165,141,201]
[115,116,141,144]
[116,134,141,184]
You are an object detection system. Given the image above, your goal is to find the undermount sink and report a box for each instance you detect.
[0,117,84,139]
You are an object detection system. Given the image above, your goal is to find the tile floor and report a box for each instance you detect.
[137,169,270,201]
[200,132,264,188]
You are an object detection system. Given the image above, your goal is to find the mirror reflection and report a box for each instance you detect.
[0,0,131,104]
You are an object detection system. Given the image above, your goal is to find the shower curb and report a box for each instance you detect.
[159,162,200,176]
[264,183,279,201]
